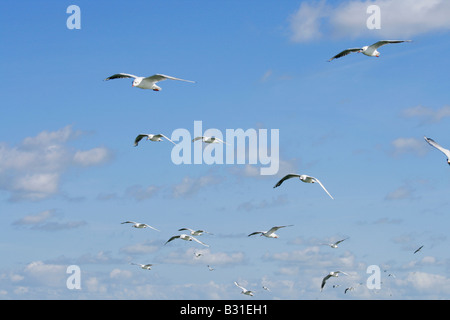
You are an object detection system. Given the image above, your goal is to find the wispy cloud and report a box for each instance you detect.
[390,137,428,157]
[0,125,113,201]
[402,105,450,124]
[289,0,450,42]
[12,210,86,231]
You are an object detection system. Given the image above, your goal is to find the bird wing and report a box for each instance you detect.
[335,238,348,245]
[104,73,138,81]
[212,137,229,145]
[155,133,176,145]
[311,177,334,199]
[191,236,209,247]
[144,224,160,231]
[424,136,450,159]
[248,231,263,237]
[369,40,412,49]
[414,245,424,254]
[234,282,246,291]
[192,136,205,142]
[266,225,293,235]
[134,134,149,146]
[143,74,196,84]
[165,235,180,245]
[321,274,332,290]
[121,221,136,224]
[178,227,193,232]
[328,48,362,61]
[273,174,302,188]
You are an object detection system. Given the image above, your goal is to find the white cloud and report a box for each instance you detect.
[171,174,223,198]
[0,126,112,201]
[402,105,450,123]
[390,137,428,157]
[289,0,450,42]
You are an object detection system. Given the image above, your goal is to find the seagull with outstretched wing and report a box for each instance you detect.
[328,40,412,61]
[424,136,450,166]
[134,133,175,146]
[274,174,334,199]
[164,234,209,247]
[248,225,293,238]
[104,73,195,91]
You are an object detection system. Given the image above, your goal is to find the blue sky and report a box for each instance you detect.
[1,0,450,299]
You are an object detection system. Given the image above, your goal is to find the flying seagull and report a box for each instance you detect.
[321,237,349,249]
[121,221,159,231]
[248,225,293,238]
[207,265,215,271]
[321,271,349,291]
[178,228,212,236]
[424,136,450,165]
[234,281,254,296]
[134,134,175,146]
[164,234,209,247]
[130,263,153,270]
[328,40,412,61]
[104,73,195,91]
[414,245,424,254]
[273,174,334,199]
[344,287,355,294]
[192,136,229,145]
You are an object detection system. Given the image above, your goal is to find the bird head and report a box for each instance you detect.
[132,79,141,87]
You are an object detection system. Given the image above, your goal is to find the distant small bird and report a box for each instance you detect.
[262,286,270,291]
[104,73,195,91]
[130,263,153,270]
[321,271,349,291]
[165,234,209,247]
[234,281,254,296]
[414,245,424,254]
[274,174,334,199]
[424,136,450,165]
[322,237,349,249]
[134,134,175,146]
[328,40,412,61]
[178,228,212,236]
[344,287,354,294]
[121,221,159,231]
[194,252,203,258]
[207,265,215,271]
[248,225,293,238]
[192,136,228,145]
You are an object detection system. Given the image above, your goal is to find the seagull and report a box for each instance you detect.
[321,237,349,249]
[328,40,412,61]
[178,228,212,236]
[321,271,349,291]
[234,281,254,296]
[344,287,355,294]
[164,234,209,247]
[130,263,153,270]
[194,252,203,258]
[414,245,424,254]
[248,225,293,238]
[192,136,228,145]
[207,265,215,271]
[273,174,334,199]
[134,134,175,146]
[262,286,271,291]
[424,136,450,165]
[104,73,195,91]
[121,221,159,231]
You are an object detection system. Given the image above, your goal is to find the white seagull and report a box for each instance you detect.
[248,225,293,238]
[130,263,153,270]
[121,221,159,231]
[273,174,334,199]
[164,234,209,247]
[321,271,349,291]
[104,73,195,91]
[178,227,212,236]
[192,136,228,145]
[234,281,254,296]
[424,136,450,165]
[328,40,412,61]
[207,265,215,271]
[134,134,175,146]
[321,237,349,249]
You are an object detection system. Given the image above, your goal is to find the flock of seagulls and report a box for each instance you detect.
[105,38,441,298]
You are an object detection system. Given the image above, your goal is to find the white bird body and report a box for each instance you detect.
[424,136,450,165]
[121,221,159,231]
[131,263,153,270]
[134,133,175,146]
[328,40,412,61]
[192,136,228,145]
[321,271,349,291]
[274,174,334,199]
[165,234,209,247]
[248,225,293,238]
[104,73,195,91]
[234,281,254,296]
